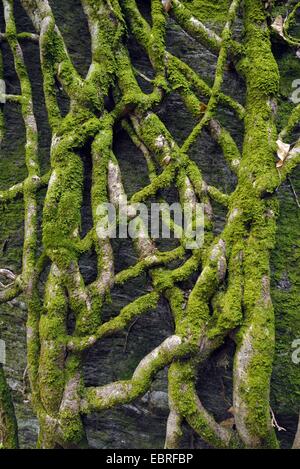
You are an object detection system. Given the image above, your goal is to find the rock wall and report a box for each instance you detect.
[0,0,298,448]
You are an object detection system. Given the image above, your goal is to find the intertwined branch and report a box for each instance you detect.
[0,0,299,449]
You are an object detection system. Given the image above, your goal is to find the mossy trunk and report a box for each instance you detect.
[0,365,18,448]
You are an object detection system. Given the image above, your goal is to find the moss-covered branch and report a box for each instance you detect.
[170,0,242,58]
[1,0,299,450]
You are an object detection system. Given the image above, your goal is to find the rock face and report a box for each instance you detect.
[0,0,298,449]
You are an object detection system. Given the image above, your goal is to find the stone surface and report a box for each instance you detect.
[0,0,298,449]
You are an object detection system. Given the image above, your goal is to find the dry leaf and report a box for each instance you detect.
[162,155,171,165]
[162,0,172,13]
[220,418,235,429]
[199,102,207,113]
[276,139,290,168]
[272,16,284,38]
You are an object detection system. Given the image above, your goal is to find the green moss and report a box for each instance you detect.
[271,168,300,414]
[169,360,240,448]
[152,251,201,292]
[0,365,18,448]
[181,0,231,24]
[150,0,167,74]
[115,247,185,285]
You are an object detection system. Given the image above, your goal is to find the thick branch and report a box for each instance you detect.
[81,335,187,413]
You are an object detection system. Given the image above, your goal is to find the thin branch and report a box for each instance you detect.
[181,0,242,153]
[123,318,139,353]
[288,176,300,208]
[81,335,188,413]
[0,32,39,43]
[170,0,242,58]
[207,185,230,206]
[0,172,50,203]
[67,292,160,352]
[270,407,287,432]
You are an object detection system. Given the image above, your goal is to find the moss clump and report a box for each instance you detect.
[270,167,300,414]
[0,365,18,448]
[181,0,231,24]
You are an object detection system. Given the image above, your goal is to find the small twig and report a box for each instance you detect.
[123,318,139,353]
[133,67,154,83]
[0,32,39,43]
[220,375,231,406]
[0,93,22,104]
[270,407,287,432]
[288,176,300,208]
[276,167,282,192]
[0,269,16,281]
[0,281,14,289]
